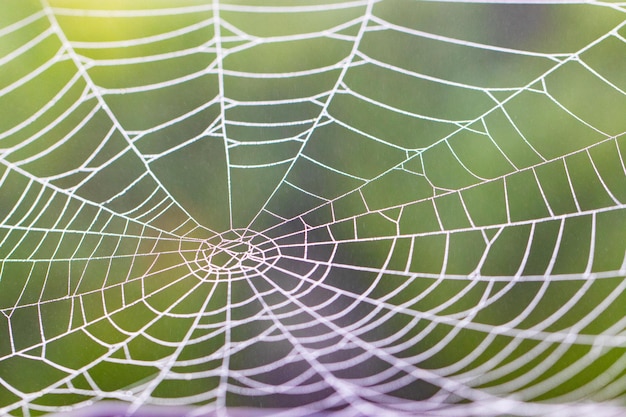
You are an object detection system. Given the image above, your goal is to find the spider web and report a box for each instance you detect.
[0,0,626,416]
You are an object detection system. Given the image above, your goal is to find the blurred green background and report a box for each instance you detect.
[0,0,625,416]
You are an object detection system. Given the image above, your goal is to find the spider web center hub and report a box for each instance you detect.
[181,229,281,281]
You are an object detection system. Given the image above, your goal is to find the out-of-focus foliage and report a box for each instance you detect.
[0,1,625,416]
